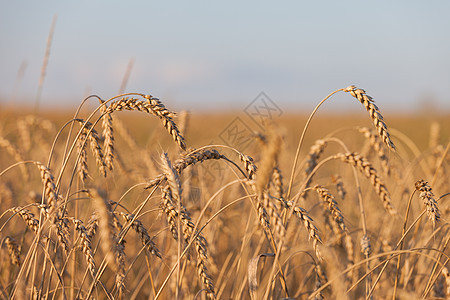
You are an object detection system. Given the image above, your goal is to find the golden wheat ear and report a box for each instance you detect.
[415,180,440,226]
[344,86,396,151]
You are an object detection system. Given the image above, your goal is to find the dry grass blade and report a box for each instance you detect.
[247,253,275,300]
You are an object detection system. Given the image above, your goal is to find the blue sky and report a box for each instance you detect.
[1,1,449,113]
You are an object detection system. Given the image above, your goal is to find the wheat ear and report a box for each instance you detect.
[344,86,395,151]
[120,212,161,258]
[305,139,328,176]
[281,198,322,260]
[415,180,440,226]
[4,236,21,266]
[91,190,118,271]
[160,153,216,299]
[75,119,107,177]
[72,218,96,277]
[337,152,396,216]
[106,96,186,150]
[76,129,88,182]
[101,103,115,171]
[240,154,257,180]
[12,207,40,233]
[331,175,346,200]
[358,127,390,176]
[313,185,346,232]
[145,149,228,189]
[0,136,29,180]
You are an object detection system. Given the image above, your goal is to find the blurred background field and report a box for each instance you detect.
[1,1,449,298]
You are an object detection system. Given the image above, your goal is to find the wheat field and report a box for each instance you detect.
[0,86,449,299]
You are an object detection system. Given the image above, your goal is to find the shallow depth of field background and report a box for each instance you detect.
[0,1,449,299]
